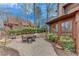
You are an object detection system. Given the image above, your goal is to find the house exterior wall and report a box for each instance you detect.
[64,4,79,14]
[58,3,64,17]
[57,3,79,38]
[59,3,79,55]
[75,11,79,55]
[59,3,79,15]
[50,17,74,36]
[48,3,79,55]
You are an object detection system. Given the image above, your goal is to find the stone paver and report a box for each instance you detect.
[7,37,57,56]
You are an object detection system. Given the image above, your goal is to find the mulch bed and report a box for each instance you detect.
[0,46,20,56]
[45,39,77,56]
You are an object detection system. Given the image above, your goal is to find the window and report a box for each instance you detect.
[53,24,58,33]
[64,4,79,14]
[61,21,72,33]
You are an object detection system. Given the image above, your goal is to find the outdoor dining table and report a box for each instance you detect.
[22,34,36,43]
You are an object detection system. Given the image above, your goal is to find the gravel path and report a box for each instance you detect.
[7,37,57,56]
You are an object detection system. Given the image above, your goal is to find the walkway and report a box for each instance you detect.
[7,36,57,56]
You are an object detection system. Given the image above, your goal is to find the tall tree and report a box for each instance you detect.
[45,3,50,32]
[22,4,28,21]
[46,3,50,22]
[34,5,41,28]
[34,3,35,27]
[46,3,58,21]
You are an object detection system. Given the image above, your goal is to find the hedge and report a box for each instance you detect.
[7,27,44,35]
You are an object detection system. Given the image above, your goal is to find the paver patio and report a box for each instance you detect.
[6,36,57,56]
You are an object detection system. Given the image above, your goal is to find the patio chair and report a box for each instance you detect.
[26,36,33,43]
[9,34,16,39]
[22,35,27,42]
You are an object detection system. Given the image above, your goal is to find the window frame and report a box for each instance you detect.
[63,3,79,14]
[61,20,72,35]
[53,24,58,33]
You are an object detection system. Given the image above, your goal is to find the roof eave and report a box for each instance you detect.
[46,10,79,25]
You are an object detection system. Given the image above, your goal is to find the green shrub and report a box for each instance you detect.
[47,33,58,42]
[59,36,75,52]
[7,27,44,35]
[7,29,16,35]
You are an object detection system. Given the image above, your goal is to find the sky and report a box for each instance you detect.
[0,3,58,27]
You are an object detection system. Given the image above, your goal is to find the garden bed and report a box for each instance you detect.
[52,43,77,56]
[46,33,77,56]
[46,39,77,56]
[0,46,20,56]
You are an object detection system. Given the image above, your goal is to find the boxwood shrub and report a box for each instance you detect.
[59,36,75,52]
[47,33,58,42]
[47,33,75,52]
